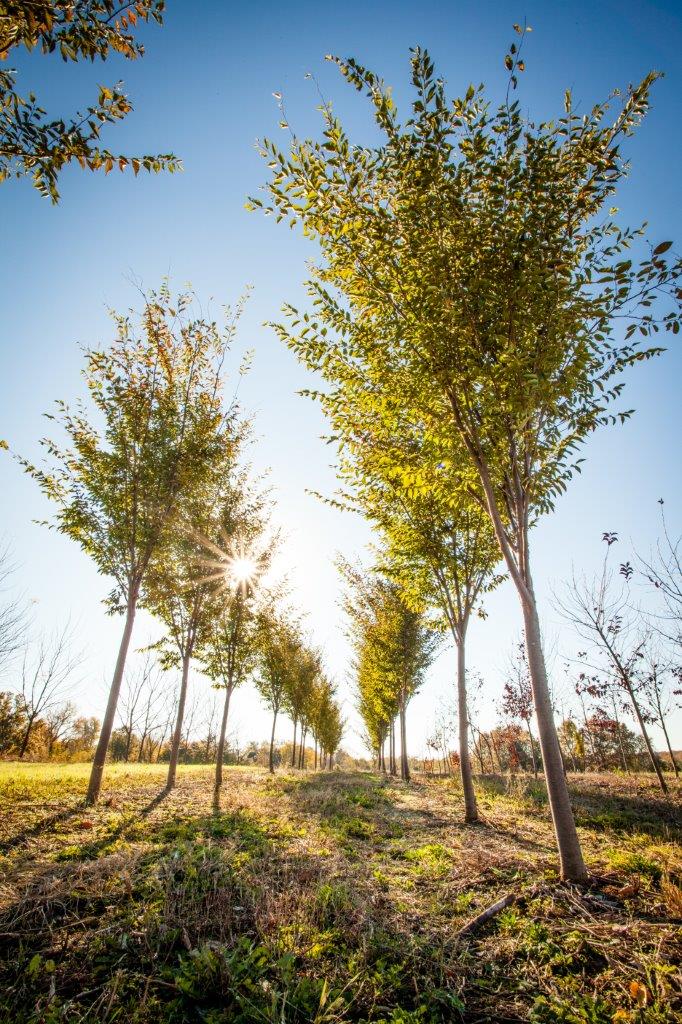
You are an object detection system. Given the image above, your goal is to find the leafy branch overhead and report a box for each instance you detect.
[0,1,180,201]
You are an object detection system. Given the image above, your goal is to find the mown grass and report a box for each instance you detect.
[0,764,679,1023]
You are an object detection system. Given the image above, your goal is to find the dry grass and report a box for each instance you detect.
[0,763,680,1023]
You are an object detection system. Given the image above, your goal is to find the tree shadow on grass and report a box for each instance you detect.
[0,802,84,854]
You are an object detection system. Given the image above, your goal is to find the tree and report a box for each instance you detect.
[342,560,438,781]
[44,699,77,757]
[65,714,99,756]
[20,284,244,803]
[254,611,301,774]
[501,637,539,777]
[558,535,668,793]
[196,472,275,788]
[0,689,27,754]
[375,492,501,816]
[312,676,343,768]
[145,406,253,791]
[17,622,80,757]
[637,649,680,779]
[254,38,681,879]
[0,0,180,201]
[0,542,29,678]
[134,655,166,762]
[630,500,682,651]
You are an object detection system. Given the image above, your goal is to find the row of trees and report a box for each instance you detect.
[253,31,682,880]
[10,282,343,796]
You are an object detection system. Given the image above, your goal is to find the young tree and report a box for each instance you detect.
[17,623,80,758]
[135,657,167,762]
[0,690,28,754]
[0,0,180,201]
[502,638,539,777]
[254,610,301,774]
[196,475,275,788]
[65,715,100,757]
[637,650,680,779]
[254,38,681,878]
[559,536,668,792]
[376,494,501,816]
[44,700,77,758]
[20,285,244,803]
[342,560,438,781]
[313,677,343,769]
[630,500,682,652]
[285,642,321,770]
[0,543,30,679]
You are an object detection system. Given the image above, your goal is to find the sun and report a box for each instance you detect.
[184,528,264,597]
[226,555,258,586]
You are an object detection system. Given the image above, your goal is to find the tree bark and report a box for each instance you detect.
[269,707,278,773]
[399,695,410,782]
[465,441,587,880]
[18,713,37,759]
[214,682,233,788]
[660,717,680,778]
[291,717,297,768]
[526,719,538,778]
[623,684,668,793]
[86,595,138,805]
[457,642,478,821]
[522,590,587,881]
[166,647,192,791]
[389,718,397,775]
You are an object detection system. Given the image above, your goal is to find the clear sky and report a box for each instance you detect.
[1,0,681,757]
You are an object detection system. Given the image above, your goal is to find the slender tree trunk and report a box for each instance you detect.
[291,717,297,768]
[481,732,495,773]
[86,595,138,805]
[215,683,233,789]
[314,738,318,769]
[456,641,478,822]
[380,737,386,773]
[269,707,278,773]
[623,683,668,794]
[389,718,397,776]
[399,695,410,782]
[526,719,539,778]
[469,720,485,774]
[470,451,587,880]
[166,647,192,791]
[137,731,148,763]
[18,713,37,759]
[660,717,680,778]
[124,727,133,762]
[522,590,587,881]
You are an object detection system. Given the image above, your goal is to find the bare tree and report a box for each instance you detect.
[136,659,167,762]
[628,501,682,650]
[501,638,539,777]
[117,651,165,762]
[17,623,82,758]
[201,691,219,763]
[44,701,77,758]
[637,649,680,779]
[0,543,30,679]
[558,535,668,793]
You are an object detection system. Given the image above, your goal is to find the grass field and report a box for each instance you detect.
[0,763,680,1023]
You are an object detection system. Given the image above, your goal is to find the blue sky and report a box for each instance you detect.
[1,0,681,756]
